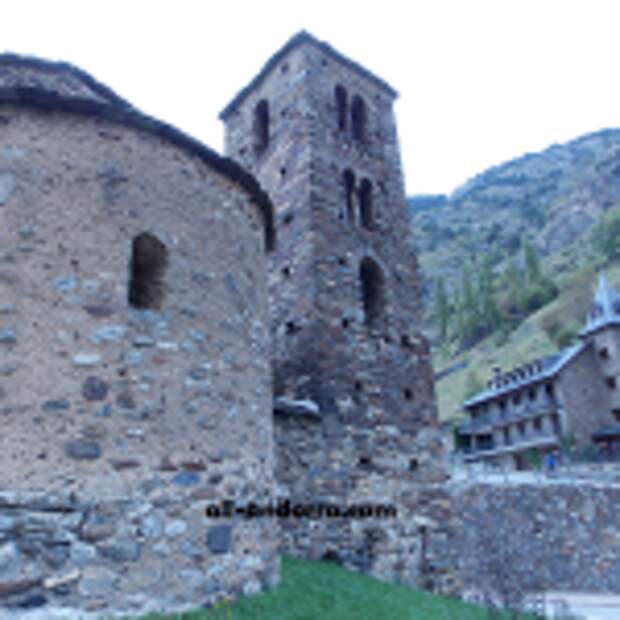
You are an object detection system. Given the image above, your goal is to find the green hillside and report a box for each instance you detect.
[434,260,620,424]
[409,128,620,421]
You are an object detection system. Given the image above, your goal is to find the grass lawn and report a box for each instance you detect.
[131,556,529,620]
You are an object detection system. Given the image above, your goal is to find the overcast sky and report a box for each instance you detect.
[4,1,620,195]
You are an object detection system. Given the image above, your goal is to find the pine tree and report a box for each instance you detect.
[478,254,500,332]
[434,277,450,341]
[591,204,620,262]
[460,264,478,346]
[464,370,484,399]
[522,240,558,313]
[505,258,523,317]
[523,239,541,285]
[453,287,464,344]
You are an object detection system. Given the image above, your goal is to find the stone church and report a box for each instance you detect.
[0,32,444,618]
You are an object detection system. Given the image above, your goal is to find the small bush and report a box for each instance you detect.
[524,448,541,471]
[591,203,620,262]
[554,321,580,348]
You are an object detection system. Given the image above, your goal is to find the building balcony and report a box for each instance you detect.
[462,402,560,433]
[462,433,559,462]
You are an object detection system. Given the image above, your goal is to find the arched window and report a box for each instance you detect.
[343,169,356,222]
[351,95,367,142]
[359,257,385,328]
[253,99,269,154]
[359,178,373,229]
[335,85,348,131]
[128,232,168,309]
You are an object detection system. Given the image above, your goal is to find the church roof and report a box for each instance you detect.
[463,342,586,409]
[219,30,398,120]
[579,273,620,336]
[0,53,275,251]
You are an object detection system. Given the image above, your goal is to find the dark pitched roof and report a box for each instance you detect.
[0,53,275,252]
[463,343,586,409]
[592,425,620,441]
[580,274,620,336]
[219,30,398,120]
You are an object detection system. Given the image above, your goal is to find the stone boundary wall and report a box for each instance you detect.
[274,405,451,589]
[435,480,620,600]
[0,491,278,619]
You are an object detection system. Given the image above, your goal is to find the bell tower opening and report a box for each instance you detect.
[359,178,373,229]
[343,169,356,222]
[335,85,348,131]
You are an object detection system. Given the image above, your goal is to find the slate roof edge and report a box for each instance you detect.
[579,318,620,338]
[463,342,587,409]
[0,53,275,252]
[592,425,620,440]
[219,30,398,120]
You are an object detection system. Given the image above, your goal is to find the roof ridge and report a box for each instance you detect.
[219,30,397,120]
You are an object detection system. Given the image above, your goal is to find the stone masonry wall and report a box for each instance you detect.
[221,33,441,589]
[556,346,611,449]
[591,326,620,416]
[274,410,452,589]
[428,479,620,601]
[304,40,433,430]
[0,58,278,618]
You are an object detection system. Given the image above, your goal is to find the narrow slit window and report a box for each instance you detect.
[359,257,385,328]
[253,99,270,155]
[343,169,356,222]
[128,233,168,309]
[335,85,348,131]
[359,178,373,229]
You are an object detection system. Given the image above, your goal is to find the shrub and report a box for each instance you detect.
[464,370,484,400]
[555,321,580,348]
[524,448,541,470]
[591,203,620,262]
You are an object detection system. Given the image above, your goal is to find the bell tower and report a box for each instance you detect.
[221,33,443,584]
[220,31,434,430]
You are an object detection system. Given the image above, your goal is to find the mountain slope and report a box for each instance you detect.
[409,128,620,421]
[411,128,620,299]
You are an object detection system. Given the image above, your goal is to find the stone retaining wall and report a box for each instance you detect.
[0,491,278,618]
[274,406,452,589]
[426,480,620,601]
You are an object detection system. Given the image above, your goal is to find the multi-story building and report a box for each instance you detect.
[457,275,620,468]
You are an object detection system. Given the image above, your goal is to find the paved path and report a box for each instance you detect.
[542,593,620,619]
